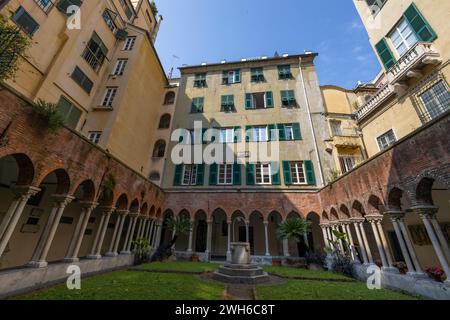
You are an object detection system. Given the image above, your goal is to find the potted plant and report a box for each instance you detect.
[132,238,151,265]
[425,267,445,282]
[191,254,199,262]
[272,258,282,267]
[393,262,408,275]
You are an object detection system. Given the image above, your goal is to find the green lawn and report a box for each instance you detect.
[257,279,418,300]
[263,266,354,281]
[135,261,220,273]
[14,270,224,300]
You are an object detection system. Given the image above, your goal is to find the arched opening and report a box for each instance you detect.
[160,209,174,246]
[129,199,140,213]
[193,210,207,253]
[387,187,403,211]
[211,208,227,260]
[268,211,283,256]
[249,211,265,255]
[415,177,435,206]
[321,211,330,224]
[286,211,306,257]
[163,91,175,105]
[352,201,365,218]
[152,140,166,158]
[306,212,324,253]
[149,171,161,182]
[176,209,190,251]
[368,195,383,214]
[158,114,171,129]
[330,207,339,221]
[231,210,246,243]
[141,203,149,216]
[339,204,351,220]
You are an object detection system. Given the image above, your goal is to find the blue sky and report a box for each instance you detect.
[155,0,381,88]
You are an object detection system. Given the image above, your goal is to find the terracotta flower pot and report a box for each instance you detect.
[272,259,282,267]
[191,256,199,262]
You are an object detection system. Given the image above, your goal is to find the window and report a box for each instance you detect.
[389,18,418,57]
[290,162,307,185]
[158,114,171,129]
[222,70,241,85]
[101,87,118,107]
[366,0,387,16]
[255,163,271,185]
[164,91,176,105]
[221,95,235,112]
[281,90,296,107]
[330,120,342,136]
[220,128,234,143]
[102,9,117,33]
[420,81,450,120]
[123,36,136,50]
[113,59,128,76]
[339,156,357,174]
[278,65,293,80]
[277,123,302,141]
[34,0,54,13]
[57,96,82,129]
[149,171,161,181]
[245,92,273,109]
[12,6,39,36]
[71,66,93,94]
[377,129,397,151]
[57,0,83,15]
[284,125,294,141]
[88,131,102,144]
[218,164,233,185]
[194,73,207,88]
[152,140,166,158]
[251,68,265,82]
[83,33,108,72]
[252,126,268,142]
[191,97,204,113]
[182,165,198,185]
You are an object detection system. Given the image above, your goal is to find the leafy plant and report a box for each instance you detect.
[167,216,192,242]
[327,168,341,184]
[351,100,360,110]
[150,1,158,15]
[332,255,353,276]
[0,15,31,82]
[276,218,311,242]
[133,238,151,265]
[101,172,116,197]
[33,99,66,130]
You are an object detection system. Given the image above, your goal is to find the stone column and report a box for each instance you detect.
[351,218,368,264]
[332,224,344,253]
[413,206,450,280]
[264,220,270,256]
[398,216,423,274]
[27,195,74,268]
[283,239,290,257]
[429,211,450,262]
[320,225,329,247]
[366,215,389,269]
[226,220,231,261]
[64,202,98,262]
[0,186,40,257]
[123,213,139,253]
[148,220,155,244]
[120,213,135,254]
[154,221,162,248]
[343,221,356,261]
[375,219,396,270]
[245,219,250,243]
[187,219,194,253]
[111,210,128,255]
[136,218,143,240]
[358,220,374,264]
[388,212,415,274]
[106,212,121,257]
[87,207,115,259]
[205,219,213,260]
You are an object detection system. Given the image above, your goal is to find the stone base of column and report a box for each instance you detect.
[444,279,450,287]
[120,251,132,255]
[63,257,79,263]
[26,261,48,268]
[105,252,118,257]
[381,266,399,273]
[86,254,102,260]
[226,251,231,262]
[406,271,428,279]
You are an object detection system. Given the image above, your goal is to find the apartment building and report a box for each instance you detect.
[1,0,167,176]
[353,0,449,157]
[162,54,335,191]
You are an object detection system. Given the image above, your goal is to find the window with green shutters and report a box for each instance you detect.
[57,96,82,129]
[270,162,281,185]
[403,3,437,43]
[222,70,241,85]
[83,32,109,72]
[191,97,204,113]
[221,95,235,112]
[282,161,292,185]
[173,164,183,186]
[233,164,242,185]
[304,160,316,186]
[277,123,302,141]
[281,90,297,107]
[71,66,94,94]
[194,73,207,88]
[12,6,39,36]
[246,163,255,186]
[57,0,83,16]
[278,65,293,80]
[251,68,265,82]
[245,92,273,109]
[375,39,396,70]
[175,164,204,186]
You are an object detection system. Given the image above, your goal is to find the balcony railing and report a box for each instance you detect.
[82,48,104,72]
[355,83,396,121]
[35,0,54,13]
[388,42,442,85]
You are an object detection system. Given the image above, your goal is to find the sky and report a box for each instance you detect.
[154,0,381,89]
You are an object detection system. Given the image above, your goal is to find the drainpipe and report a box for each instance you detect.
[151,15,163,43]
[298,57,325,187]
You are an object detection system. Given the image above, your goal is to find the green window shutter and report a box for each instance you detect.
[268,124,276,141]
[234,126,241,143]
[277,124,286,141]
[209,163,218,186]
[292,123,302,140]
[245,93,253,109]
[191,100,196,113]
[404,3,437,42]
[304,160,316,186]
[246,163,255,186]
[196,164,205,186]
[233,164,241,185]
[234,69,241,83]
[173,164,183,186]
[282,161,292,186]
[202,128,208,145]
[245,125,252,142]
[270,162,281,185]
[375,39,396,70]
[265,91,274,108]
[222,71,228,84]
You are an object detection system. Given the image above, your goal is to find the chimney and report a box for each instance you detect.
[152,14,163,43]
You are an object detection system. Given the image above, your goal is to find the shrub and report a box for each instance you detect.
[425,267,445,282]
[332,255,353,276]
[305,252,326,266]
[33,99,66,130]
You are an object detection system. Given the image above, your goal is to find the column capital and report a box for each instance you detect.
[263,220,269,226]
[129,212,140,218]
[80,201,99,211]
[206,219,213,224]
[116,209,129,216]
[365,214,383,223]
[386,210,405,222]
[245,219,250,225]
[11,185,41,198]
[410,205,439,219]
[350,217,365,224]
[340,220,351,225]
[319,223,330,228]
[51,194,75,207]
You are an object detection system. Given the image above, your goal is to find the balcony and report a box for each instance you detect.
[388,42,442,88]
[331,134,361,149]
[355,84,396,121]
